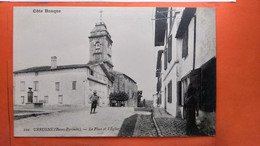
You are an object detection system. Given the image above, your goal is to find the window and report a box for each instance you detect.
[95,48,100,53]
[44,96,48,103]
[33,96,38,103]
[168,35,172,62]
[182,78,190,106]
[90,70,94,76]
[55,82,60,91]
[21,96,24,104]
[168,81,172,103]
[165,22,168,42]
[165,87,167,107]
[177,81,182,106]
[164,49,167,70]
[72,81,76,90]
[95,42,101,53]
[20,81,25,91]
[58,95,63,104]
[34,81,39,91]
[182,29,189,58]
[95,42,101,49]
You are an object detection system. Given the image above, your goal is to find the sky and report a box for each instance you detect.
[13,7,162,100]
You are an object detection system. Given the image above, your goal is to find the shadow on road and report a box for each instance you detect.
[117,114,138,137]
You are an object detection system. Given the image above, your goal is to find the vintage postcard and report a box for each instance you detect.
[13,7,216,137]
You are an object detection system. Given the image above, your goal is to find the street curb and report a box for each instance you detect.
[132,114,140,136]
[152,117,163,137]
[13,112,52,120]
[152,111,163,137]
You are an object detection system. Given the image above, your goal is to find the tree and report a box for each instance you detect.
[109,92,129,107]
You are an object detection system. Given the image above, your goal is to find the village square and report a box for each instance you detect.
[13,7,216,137]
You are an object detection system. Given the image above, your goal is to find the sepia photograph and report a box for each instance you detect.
[13,7,216,137]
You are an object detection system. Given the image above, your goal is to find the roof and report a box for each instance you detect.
[87,60,113,68]
[154,7,168,46]
[175,8,196,38]
[89,22,113,43]
[87,60,104,66]
[86,61,115,83]
[99,63,115,83]
[91,22,107,32]
[110,70,137,84]
[13,64,90,74]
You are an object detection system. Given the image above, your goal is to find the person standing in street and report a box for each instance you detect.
[89,91,100,114]
[184,83,198,135]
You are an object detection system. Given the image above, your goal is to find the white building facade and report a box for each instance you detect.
[154,7,216,135]
[13,61,110,107]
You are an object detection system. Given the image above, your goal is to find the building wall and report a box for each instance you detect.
[177,8,216,134]
[89,36,112,64]
[195,8,216,69]
[177,14,196,118]
[180,17,195,79]
[195,8,216,136]
[88,65,109,106]
[124,77,138,107]
[161,8,185,116]
[160,8,216,122]
[163,68,177,116]
[13,68,89,106]
[112,74,138,107]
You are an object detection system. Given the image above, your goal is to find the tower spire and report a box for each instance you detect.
[99,10,103,23]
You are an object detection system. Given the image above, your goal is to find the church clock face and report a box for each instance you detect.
[95,42,101,49]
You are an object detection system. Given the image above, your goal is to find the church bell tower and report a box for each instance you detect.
[88,11,113,70]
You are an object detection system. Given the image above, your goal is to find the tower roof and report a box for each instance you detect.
[89,22,112,42]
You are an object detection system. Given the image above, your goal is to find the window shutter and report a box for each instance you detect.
[34,81,39,91]
[165,87,167,104]
[177,81,182,106]
[164,49,167,70]
[169,8,173,28]
[168,81,172,103]
[72,81,76,90]
[168,35,172,63]
[182,30,188,58]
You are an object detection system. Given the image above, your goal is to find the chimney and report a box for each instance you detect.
[51,56,57,69]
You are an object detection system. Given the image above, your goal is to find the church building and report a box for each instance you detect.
[13,20,138,107]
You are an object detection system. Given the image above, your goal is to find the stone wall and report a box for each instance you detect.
[112,73,138,107]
